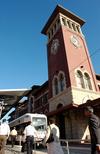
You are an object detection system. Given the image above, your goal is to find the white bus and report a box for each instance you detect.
[9,113,47,143]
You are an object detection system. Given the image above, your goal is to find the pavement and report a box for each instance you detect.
[5,145,47,154]
[5,144,91,154]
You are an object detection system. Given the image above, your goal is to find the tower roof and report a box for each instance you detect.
[41,5,85,35]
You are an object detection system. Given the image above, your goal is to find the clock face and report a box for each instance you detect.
[70,35,80,48]
[51,39,59,55]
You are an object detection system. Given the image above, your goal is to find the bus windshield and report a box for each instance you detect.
[32,117,46,131]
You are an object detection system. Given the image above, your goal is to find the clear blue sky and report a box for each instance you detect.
[0,0,100,89]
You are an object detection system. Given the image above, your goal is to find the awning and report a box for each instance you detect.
[46,103,78,117]
[0,88,31,116]
[79,97,100,108]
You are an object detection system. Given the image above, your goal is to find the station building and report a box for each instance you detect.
[11,5,100,140]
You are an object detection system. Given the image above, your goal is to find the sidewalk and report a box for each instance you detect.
[5,144,91,154]
[5,145,47,154]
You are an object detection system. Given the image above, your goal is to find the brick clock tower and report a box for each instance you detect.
[42,5,100,116]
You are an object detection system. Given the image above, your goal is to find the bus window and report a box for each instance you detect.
[32,117,46,130]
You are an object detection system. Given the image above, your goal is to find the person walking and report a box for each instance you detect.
[0,119,10,154]
[44,118,64,154]
[10,127,17,147]
[84,105,100,154]
[23,121,38,154]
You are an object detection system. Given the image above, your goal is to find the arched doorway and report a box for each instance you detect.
[56,104,66,139]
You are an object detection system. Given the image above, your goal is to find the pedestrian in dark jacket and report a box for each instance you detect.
[84,105,100,154]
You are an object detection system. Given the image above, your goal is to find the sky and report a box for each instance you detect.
[0,0,100,89]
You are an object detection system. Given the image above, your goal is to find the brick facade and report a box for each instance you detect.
[12,5,100,140]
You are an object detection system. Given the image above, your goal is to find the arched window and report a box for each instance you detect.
[72,23,76,31]
[84,73,92,90]
[67,20,71,29]
[76,70,85,88]
[98,85,100,91]
[76,25,80,33]
[62,18,67,26]
[52,72,66,96]
[54,78,59,94]
[57,103,63,109]
[59,73,65,91]
[52,77,59,96]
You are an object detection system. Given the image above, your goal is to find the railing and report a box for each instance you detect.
[5,138,91,154]
[60,139,91,154]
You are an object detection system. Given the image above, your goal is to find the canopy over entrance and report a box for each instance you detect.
[0,88,31,117]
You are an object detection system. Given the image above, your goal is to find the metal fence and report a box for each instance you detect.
[60,139,91,154]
